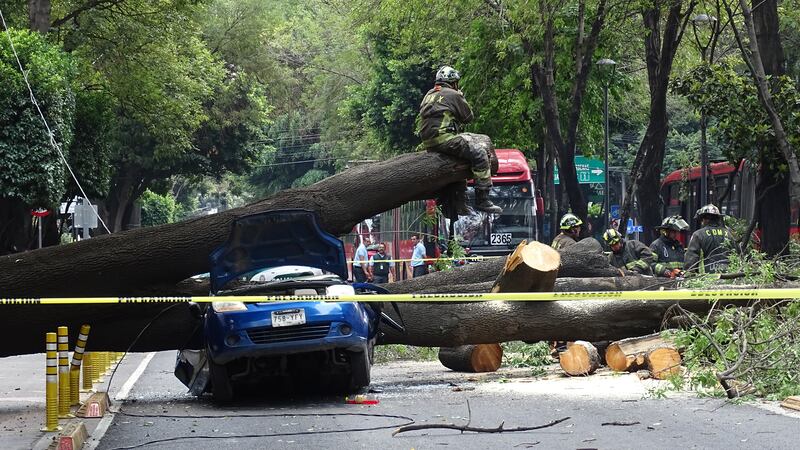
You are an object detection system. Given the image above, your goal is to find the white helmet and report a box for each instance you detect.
[435,66,461,84]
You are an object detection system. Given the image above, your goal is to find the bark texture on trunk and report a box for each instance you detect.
[0,152,472,298]
[620,1,693,239]
[28,0,51,33]
[753,0,790,256]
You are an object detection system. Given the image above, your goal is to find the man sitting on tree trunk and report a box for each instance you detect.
[603,228,655,275]
[416,66,502,214]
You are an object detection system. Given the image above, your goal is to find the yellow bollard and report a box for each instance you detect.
[81,352,94,392]
[70,324,90,406]
[90,352,103,383]
[41,332,61,432]
[57,326,73,418]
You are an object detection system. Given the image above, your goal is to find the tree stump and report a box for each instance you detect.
[558,341,600,376]
[491,240,560,292]
[438,344,503,373]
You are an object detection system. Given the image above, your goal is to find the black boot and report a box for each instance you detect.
[455,188,471,215]
[475,188,503,214]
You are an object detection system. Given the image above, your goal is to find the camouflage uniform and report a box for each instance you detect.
[417,83,492,189]
[650,236,685,276]
[684,222,736,273]
[609,240,655,275]
[551,233,577,250]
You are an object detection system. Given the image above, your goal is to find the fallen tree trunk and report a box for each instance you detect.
[0,152,474,298]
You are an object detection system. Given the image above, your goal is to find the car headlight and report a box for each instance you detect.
[212,301,248,312]
[326,284,355,296]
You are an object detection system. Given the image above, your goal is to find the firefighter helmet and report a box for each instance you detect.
[603,228,623,245]
[559,213,583,230]
[656,215,689,232]
[694,204,722,220]
[435,66,461,84]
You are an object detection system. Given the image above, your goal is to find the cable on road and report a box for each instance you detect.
[108,411,416,449]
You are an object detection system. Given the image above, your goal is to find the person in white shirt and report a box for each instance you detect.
[410,234,428,278]
[352,236,370,282]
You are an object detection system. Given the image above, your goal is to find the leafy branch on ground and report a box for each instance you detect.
[667,248,800,400]
[502,341,552,376]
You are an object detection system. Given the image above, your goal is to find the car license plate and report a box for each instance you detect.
[271,309,306,327]
[489,233,512,245]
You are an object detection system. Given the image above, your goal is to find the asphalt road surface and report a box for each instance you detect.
[3,351,799,449]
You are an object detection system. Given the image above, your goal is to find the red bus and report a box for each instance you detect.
[344,149,537,280]
[661,160,798,242]
[452,148,538,256]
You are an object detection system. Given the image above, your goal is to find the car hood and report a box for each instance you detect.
[209,210,348,293]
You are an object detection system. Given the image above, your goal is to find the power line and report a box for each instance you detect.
[0,9,110,234]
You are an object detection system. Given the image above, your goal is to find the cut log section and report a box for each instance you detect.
[605,333,673,372]
[780,396,800,412]
[438,344,503,373]
[646,346,682,380]
[558,341,600,376]
[491,241,560,292]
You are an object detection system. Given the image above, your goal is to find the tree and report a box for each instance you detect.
[619,0,696,242]
[0,28,75,253]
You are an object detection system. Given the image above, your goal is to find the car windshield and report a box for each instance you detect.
[454,183,534,248]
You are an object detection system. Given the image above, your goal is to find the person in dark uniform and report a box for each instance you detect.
[602,228,655,275]
[685,204,737,274]
[416,66,502,214]
[551,213,583,250]
[368,243,394,284]
[650,216,689,278]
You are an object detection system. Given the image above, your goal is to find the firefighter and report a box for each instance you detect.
[685,204,736,274]
[650,216,689,278]
[416,66,502,214]
[602,228,655,275]
[551,213,582,250]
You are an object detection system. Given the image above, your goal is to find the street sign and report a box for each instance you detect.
[554,156,605,184]
[74,204,98,229]
[610,204,620,219]
[626,218,643,234]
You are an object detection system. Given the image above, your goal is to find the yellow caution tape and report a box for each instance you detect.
[1,288,798,305]
[347,255,502,264]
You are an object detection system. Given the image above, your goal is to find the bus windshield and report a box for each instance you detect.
[453,182,535,251]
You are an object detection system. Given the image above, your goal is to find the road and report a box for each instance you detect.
[2,352,799,449]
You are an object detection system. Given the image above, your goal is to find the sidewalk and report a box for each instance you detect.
[0,352,152,450]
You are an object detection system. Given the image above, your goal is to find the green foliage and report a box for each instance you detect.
[139,189,177,227]
[373,344,439,363]
[0,28,76,207]
[672,63,800,171]
[502,341,552,376]
[673,300,800,399]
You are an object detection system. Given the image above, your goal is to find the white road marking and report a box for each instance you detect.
[84,352,156,450]
[114,352,156,402]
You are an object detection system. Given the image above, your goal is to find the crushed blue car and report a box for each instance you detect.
[175,210,397,401]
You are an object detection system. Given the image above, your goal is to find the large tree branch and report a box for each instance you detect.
[50,0,126,29]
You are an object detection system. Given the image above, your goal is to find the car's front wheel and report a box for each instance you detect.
[209,359,235,402]
[349,349,371,390]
